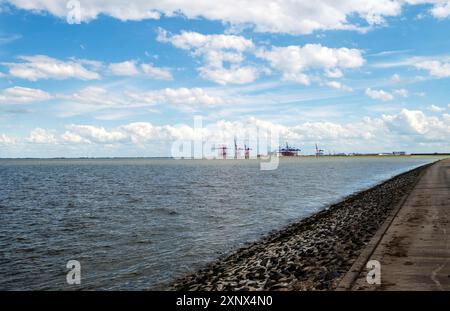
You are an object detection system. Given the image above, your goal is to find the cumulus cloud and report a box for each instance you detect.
[325,81,353,92]
[108,61,140,76]
[27,128,58,144]
[157,29,254,52]
[64,124,128,144]
[108,60,172,80]
[12,108,449,152]
[3,55,172,81]
[198,66,259,85]
[414,60,450,77]
[0,133,17,144]
[429,104,445,112]
[140,63,173,80]
[382,108,450,140]
[257,44,364,85]
[2,55,101,81]
[159,30,364,86]
[366,87,411,101]
[430,1,450,18]
[157,28,259,84]
[3,0,432,34]
[366,88,394,101]
[60,131,88,144]
[61,122,199,145]
[0,86,52,104]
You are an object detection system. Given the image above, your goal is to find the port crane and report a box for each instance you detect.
[243,144,252,159]
[315,144,324,157]
[233,136,243,159]
[212,145,228,159]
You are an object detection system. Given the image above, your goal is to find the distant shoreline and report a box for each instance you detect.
[0,154,449,160]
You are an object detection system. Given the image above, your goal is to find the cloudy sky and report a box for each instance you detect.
[0,0,449,157]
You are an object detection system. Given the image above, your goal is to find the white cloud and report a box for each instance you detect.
[366,88,394,101]
[2,55,172,81]
[382,108,450,139]
[57,86,127,118]
[158,29,258,84]
[3,0,418,34]
[0,133,17,145]
[64,124,127,144]
[108,61,140,76]
[14,109,450,152]
[3,55,101,81]
[128,87,224,108]
[325,68,344,78]
[12,1,450,35]
[430,1,450,18]
[59,86,224,117]
[429,104,445,112]
[60,131,88,144]
[140,63,172,80]
[199,66,259,85]
[27,128,58,144]
[5,1,450,35]
[325,81,353,92]
[108,60,172,80]
[53,117,382,151]
[383,109,428,134]
[414,60,450,77]
[66,86,122,107]
[61,123,196,144]
[257,44,364,85]
[393,88,409,97]
[0,86,52,104]
[444,113,450,123]
[157,29,253,52]
[365,87,407,100]
[120,122,189,142]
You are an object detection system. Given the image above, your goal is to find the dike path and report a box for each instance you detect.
[338,158,450,291]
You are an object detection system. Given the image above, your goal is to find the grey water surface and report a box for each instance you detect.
[0,156,442,290]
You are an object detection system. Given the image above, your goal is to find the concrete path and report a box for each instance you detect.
[339,158,450,291]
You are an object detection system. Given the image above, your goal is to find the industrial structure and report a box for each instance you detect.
[315,144,324,157]
[211,140,366,158]
[244,144,252,159]
[279,142,301,157]
[233,137,239,159]
[212,145,228,159]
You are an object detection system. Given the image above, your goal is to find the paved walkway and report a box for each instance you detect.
[339,158,450,290]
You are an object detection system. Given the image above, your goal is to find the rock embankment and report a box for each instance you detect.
[169,164,430,291]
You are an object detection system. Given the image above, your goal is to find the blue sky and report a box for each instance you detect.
[0,0,449,157]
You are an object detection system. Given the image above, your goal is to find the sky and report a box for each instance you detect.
[0,0,449,158]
